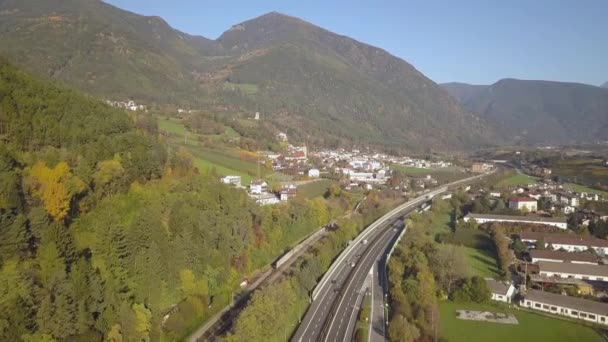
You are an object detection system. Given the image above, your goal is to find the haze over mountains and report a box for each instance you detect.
[442,80,608,145]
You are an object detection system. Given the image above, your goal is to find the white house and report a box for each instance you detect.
[538,261,608,282]
[276,132,288,142]
[508,196,538,212]
[308,169,320,178]
[463,213,567,229]
[558,193,579,207]
[221,175,242,187]
[521,289,608,325]
[253,193,280,206]
[485,279,516,303]
[250,180,268,195]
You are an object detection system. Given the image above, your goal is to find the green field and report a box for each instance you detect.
[462,246,500,278]
[297,179,337,199]
[159,117,188,136]
[496,174,539,187]
[564,183,608,197]
[440,301,604,342]
[193,157,252,185]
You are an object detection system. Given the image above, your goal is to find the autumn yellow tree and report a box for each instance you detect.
[93,155,125,195]
[27,161,86,221]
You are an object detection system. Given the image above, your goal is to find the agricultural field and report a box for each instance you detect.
[297,179,337,199]
[158,117,188,136]
[564,183,608,197]
[546,157,608,192]
[440,301,604,342]
[495,173,539,187]
[158,117,277,185]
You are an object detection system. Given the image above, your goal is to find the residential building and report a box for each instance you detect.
[508,196,538,212]
[280,184,297,201]
[521,289,608,325]
[308,169,320,178]
[220,175,242,187]
[530,250,598,265]
[485,279,516,303]
[250,180,267,195]
[471,163,490,173]
[558,192,579,207]
[253,193,280,206]
[538,261,608,282]
[520,232,608,256]
[276,132,288,142]
[463,213,567,229]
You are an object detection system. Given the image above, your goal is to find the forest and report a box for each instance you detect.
[0,58,352,341]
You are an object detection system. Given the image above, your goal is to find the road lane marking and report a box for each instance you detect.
[324,228,393,341]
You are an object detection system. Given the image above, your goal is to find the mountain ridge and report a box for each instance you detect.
[0,0,494,151]
[442,79,608,145]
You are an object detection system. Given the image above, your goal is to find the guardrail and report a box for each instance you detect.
[310,170,493,300]
[311,187,446,300]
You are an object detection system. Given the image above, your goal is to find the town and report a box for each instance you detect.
[454,171,608,328]
[221,131,460,205]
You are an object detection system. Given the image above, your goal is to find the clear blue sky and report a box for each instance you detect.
[104,0,607,86]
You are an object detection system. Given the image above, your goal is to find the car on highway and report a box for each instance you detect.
[350,262,356,267]
[362,239,368,245]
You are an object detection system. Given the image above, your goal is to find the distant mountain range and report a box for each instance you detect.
[0,0,491,151]
[601,82,608,89]
[442,79,608,145]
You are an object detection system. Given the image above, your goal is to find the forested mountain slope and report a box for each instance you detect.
[442,79,608,145]
[0,59,356,341]
[0,0,493,151]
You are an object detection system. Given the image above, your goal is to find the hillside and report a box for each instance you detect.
[440,82,488,105]
[442,79,608,145]
[0,58,359,341]
[602,82,608,89]
[0,0,223,104]
[0,1,492,151]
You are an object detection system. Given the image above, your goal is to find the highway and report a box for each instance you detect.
[292,171,493,342]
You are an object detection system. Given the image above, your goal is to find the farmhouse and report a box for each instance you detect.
[520,232,608,256]
[508,196,538,212]
[521,289,608,325]
[538,261,608,282]
[463,213,567,229]
[485,279,516,303]
[530,250,598,265]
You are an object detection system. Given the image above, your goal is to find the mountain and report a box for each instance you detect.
[440,82,488,106]
[0,0,223,104]
[0,1,492,151]
[442,79,608,145]
[601,82,608,89]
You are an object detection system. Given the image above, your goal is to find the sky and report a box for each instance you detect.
[104,0,607,86]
